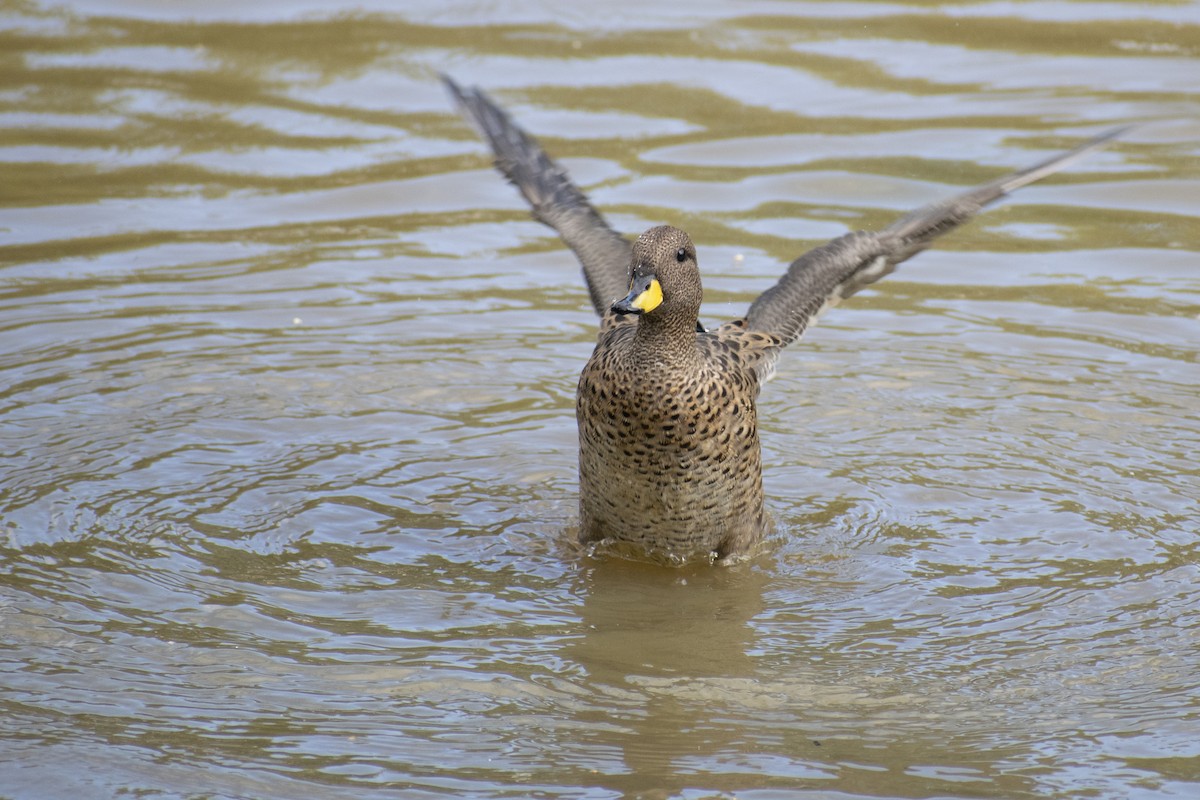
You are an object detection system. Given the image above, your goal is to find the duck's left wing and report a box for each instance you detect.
[742,127,1128,348]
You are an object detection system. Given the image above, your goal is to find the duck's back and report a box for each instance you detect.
[575,325,770,561]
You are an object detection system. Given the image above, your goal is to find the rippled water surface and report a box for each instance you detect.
[2,1,1199,798]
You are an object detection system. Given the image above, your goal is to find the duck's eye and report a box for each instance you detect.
[675,247,688,263]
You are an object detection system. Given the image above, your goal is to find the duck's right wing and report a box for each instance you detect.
[743,127,1127,348]
[443,75,633,318]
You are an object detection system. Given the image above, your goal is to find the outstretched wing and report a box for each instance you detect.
[443,75,633,317]
[743,127,1128,347]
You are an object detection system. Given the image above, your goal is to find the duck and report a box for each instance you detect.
[443,75,1122,564]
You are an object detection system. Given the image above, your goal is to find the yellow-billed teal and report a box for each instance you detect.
[444,75,1123,564]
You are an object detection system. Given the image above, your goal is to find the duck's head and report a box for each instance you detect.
[612,225,702,322]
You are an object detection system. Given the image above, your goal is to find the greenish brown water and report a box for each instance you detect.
[2,2,1199,798]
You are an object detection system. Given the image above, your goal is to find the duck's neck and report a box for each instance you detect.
[631,311,701,363]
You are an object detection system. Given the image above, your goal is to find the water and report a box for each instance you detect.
[2,2,1199,798]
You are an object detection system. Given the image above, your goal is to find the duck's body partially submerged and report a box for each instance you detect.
[577,226,779,560]
[444,75,1122,564]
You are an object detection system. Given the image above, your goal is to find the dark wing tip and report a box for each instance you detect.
[993,125,1131,195]
[440,73,474,115]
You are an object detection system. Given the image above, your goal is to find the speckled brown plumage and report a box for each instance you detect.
[576,226,784,560]
[444,75,1124,564]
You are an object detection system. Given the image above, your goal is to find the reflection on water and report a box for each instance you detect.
[2,1,1199,798]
